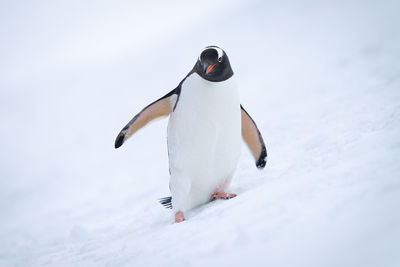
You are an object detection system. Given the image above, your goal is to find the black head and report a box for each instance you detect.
[193,46,234,82]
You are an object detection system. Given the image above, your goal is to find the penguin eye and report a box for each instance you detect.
[218,56,222,62]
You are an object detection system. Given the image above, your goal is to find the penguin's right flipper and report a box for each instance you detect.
[241,105,267,169]
[115,88,179,148]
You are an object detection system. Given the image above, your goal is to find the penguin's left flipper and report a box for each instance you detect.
[115,89,179,148]
[241,105,267,169]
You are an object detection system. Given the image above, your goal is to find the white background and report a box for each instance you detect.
[0,0,399,266]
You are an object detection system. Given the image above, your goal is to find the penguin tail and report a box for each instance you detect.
[159,196,172,209]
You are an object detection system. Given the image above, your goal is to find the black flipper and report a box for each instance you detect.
[241,105,267,168]
[114,88,180,149]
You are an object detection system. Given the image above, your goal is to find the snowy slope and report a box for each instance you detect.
[0,0,399,266]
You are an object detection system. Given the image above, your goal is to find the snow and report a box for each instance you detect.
[1,0,399,266]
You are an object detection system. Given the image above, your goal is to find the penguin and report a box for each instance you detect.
[115,46,267,223]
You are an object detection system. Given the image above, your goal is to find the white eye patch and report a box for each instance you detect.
[199,46,224,62]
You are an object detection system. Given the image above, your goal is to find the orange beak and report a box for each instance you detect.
[206,64,216,74]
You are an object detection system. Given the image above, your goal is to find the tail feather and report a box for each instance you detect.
[159,196,172,209]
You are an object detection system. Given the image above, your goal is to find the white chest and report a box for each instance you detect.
[167,73,241,211]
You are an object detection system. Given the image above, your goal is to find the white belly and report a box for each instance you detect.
[167,73,241,212]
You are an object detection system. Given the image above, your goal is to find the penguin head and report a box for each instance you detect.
[194,46,234,82]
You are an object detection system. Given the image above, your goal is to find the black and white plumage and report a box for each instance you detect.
[115,46,267,215]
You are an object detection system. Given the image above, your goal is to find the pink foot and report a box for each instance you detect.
[210,192,237,201]
[175,211,185,223]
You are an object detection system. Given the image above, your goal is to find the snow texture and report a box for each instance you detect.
[0,0,399,266]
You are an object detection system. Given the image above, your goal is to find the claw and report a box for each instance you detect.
[175,211,185,223]
[210,192,237,201]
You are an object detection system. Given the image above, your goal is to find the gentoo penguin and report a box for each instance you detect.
[115,46,267,223]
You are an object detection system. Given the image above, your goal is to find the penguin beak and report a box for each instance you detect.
[206,64,216,75]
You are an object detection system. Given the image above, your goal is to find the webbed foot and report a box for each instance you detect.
[174,211,185,223]
[210,192,237,201]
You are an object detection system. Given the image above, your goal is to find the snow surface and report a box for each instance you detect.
[1,0,400,266]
